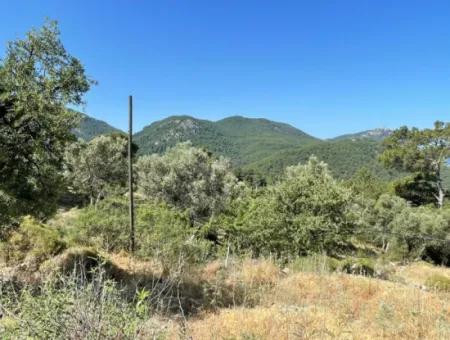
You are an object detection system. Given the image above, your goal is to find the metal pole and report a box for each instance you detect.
[128,95,135,253]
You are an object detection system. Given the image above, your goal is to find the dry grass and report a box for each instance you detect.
[3,249,449,339]
[176,260,450,340]
[393,261,450,288]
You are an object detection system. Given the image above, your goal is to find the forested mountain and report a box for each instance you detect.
[133,115,319,166]
[73,113,121,141]
[244,139,398,181]
[76,114,400,181]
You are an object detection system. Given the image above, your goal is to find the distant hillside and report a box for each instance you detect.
[73,113,404,182]
[332,128,393,142]
[244,139,398,181]
[134,115,319,166]
[73,114,121,141]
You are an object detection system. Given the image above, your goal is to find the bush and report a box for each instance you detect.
[69,196,213,274]
[0,216,65,265]
[289,254,340,274]
[210,156,357,259]
[0,270,161,338]
[68,197,129,251]
[340,258,376,277]
[425,274,450,292]
[389,206,450,264]
[136,142,240,221]
[136,202,212,274]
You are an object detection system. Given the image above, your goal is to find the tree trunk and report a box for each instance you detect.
[436,181,444,209]
[435,166,445,209]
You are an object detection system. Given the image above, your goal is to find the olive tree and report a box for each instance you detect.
[212,156,356,257]
[0,20,93,225]
[136,142,239,221]
[64,134,128,205]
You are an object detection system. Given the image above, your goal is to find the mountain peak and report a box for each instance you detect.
[332,128,393,142]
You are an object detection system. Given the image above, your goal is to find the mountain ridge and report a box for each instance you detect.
[73,113,122,141]
[75,113,398,181]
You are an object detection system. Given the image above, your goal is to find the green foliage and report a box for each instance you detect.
[0,20,93,225]
[361,194,450,264]
[73,112,121,141]
[0,216,65,265]
[340,257,376,277]
[96,114,399,187]
[380,122,450,207]
[64,134,129,204]
[70,196,211,271]
[0,272,155,338]
[425,274,450,292]
[136,142,240,221]
[211,156,357,258]
[363,194,408,251]
[234,167,267,189]
[136,201,212,272]
[133,115,318,168]
[289,254,340,273]
[389,206,450,264]
[346,167,389,200]
[393,173,441,206]
[247,139,397,182]
[68,197,130,251]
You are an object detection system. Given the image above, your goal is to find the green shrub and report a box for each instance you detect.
[67,196,129,251]
[425,274,450,292]
[289,254,340,274]
[136,202,212,274]
[0,216,65,265]
[340,258,376,277]
[0,271,161,338]
[69,196,213,274]
[210,156,358,259]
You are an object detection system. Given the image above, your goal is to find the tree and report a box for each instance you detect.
[391,173,437,206]
[64,134,129,205]
[213,156,356,257]
[346,167,388,200]
[368,194,408,253]
[380,122,450,208]
[136,142,239,222]
[0,20,93,225]
[235,167,267,189]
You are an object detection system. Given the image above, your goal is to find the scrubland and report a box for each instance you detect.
[1,246,449,339]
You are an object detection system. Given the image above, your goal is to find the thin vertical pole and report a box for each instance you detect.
[128,95,135,253]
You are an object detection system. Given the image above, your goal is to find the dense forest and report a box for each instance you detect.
[1,21,449,339]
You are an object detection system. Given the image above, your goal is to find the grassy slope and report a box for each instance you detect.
[184,265,449,339]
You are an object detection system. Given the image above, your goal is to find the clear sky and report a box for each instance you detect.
[1,0,450,138]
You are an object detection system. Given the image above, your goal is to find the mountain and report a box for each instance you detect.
[73,114,121,141]
[134,115,319,166]
[74,113,399,181]
[332,128,393,142]
[133,115,401,181]
[243,139,397,181]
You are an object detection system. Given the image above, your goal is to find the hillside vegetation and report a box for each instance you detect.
[245,138,397,181]
[133,115,318,167]
[1,21,450,340]
[73,113,121,141]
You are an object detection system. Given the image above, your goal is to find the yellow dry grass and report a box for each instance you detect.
[394,261,450,287]
[178,261,450,340]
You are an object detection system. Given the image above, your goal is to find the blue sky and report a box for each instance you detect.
[1,0,450,138]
